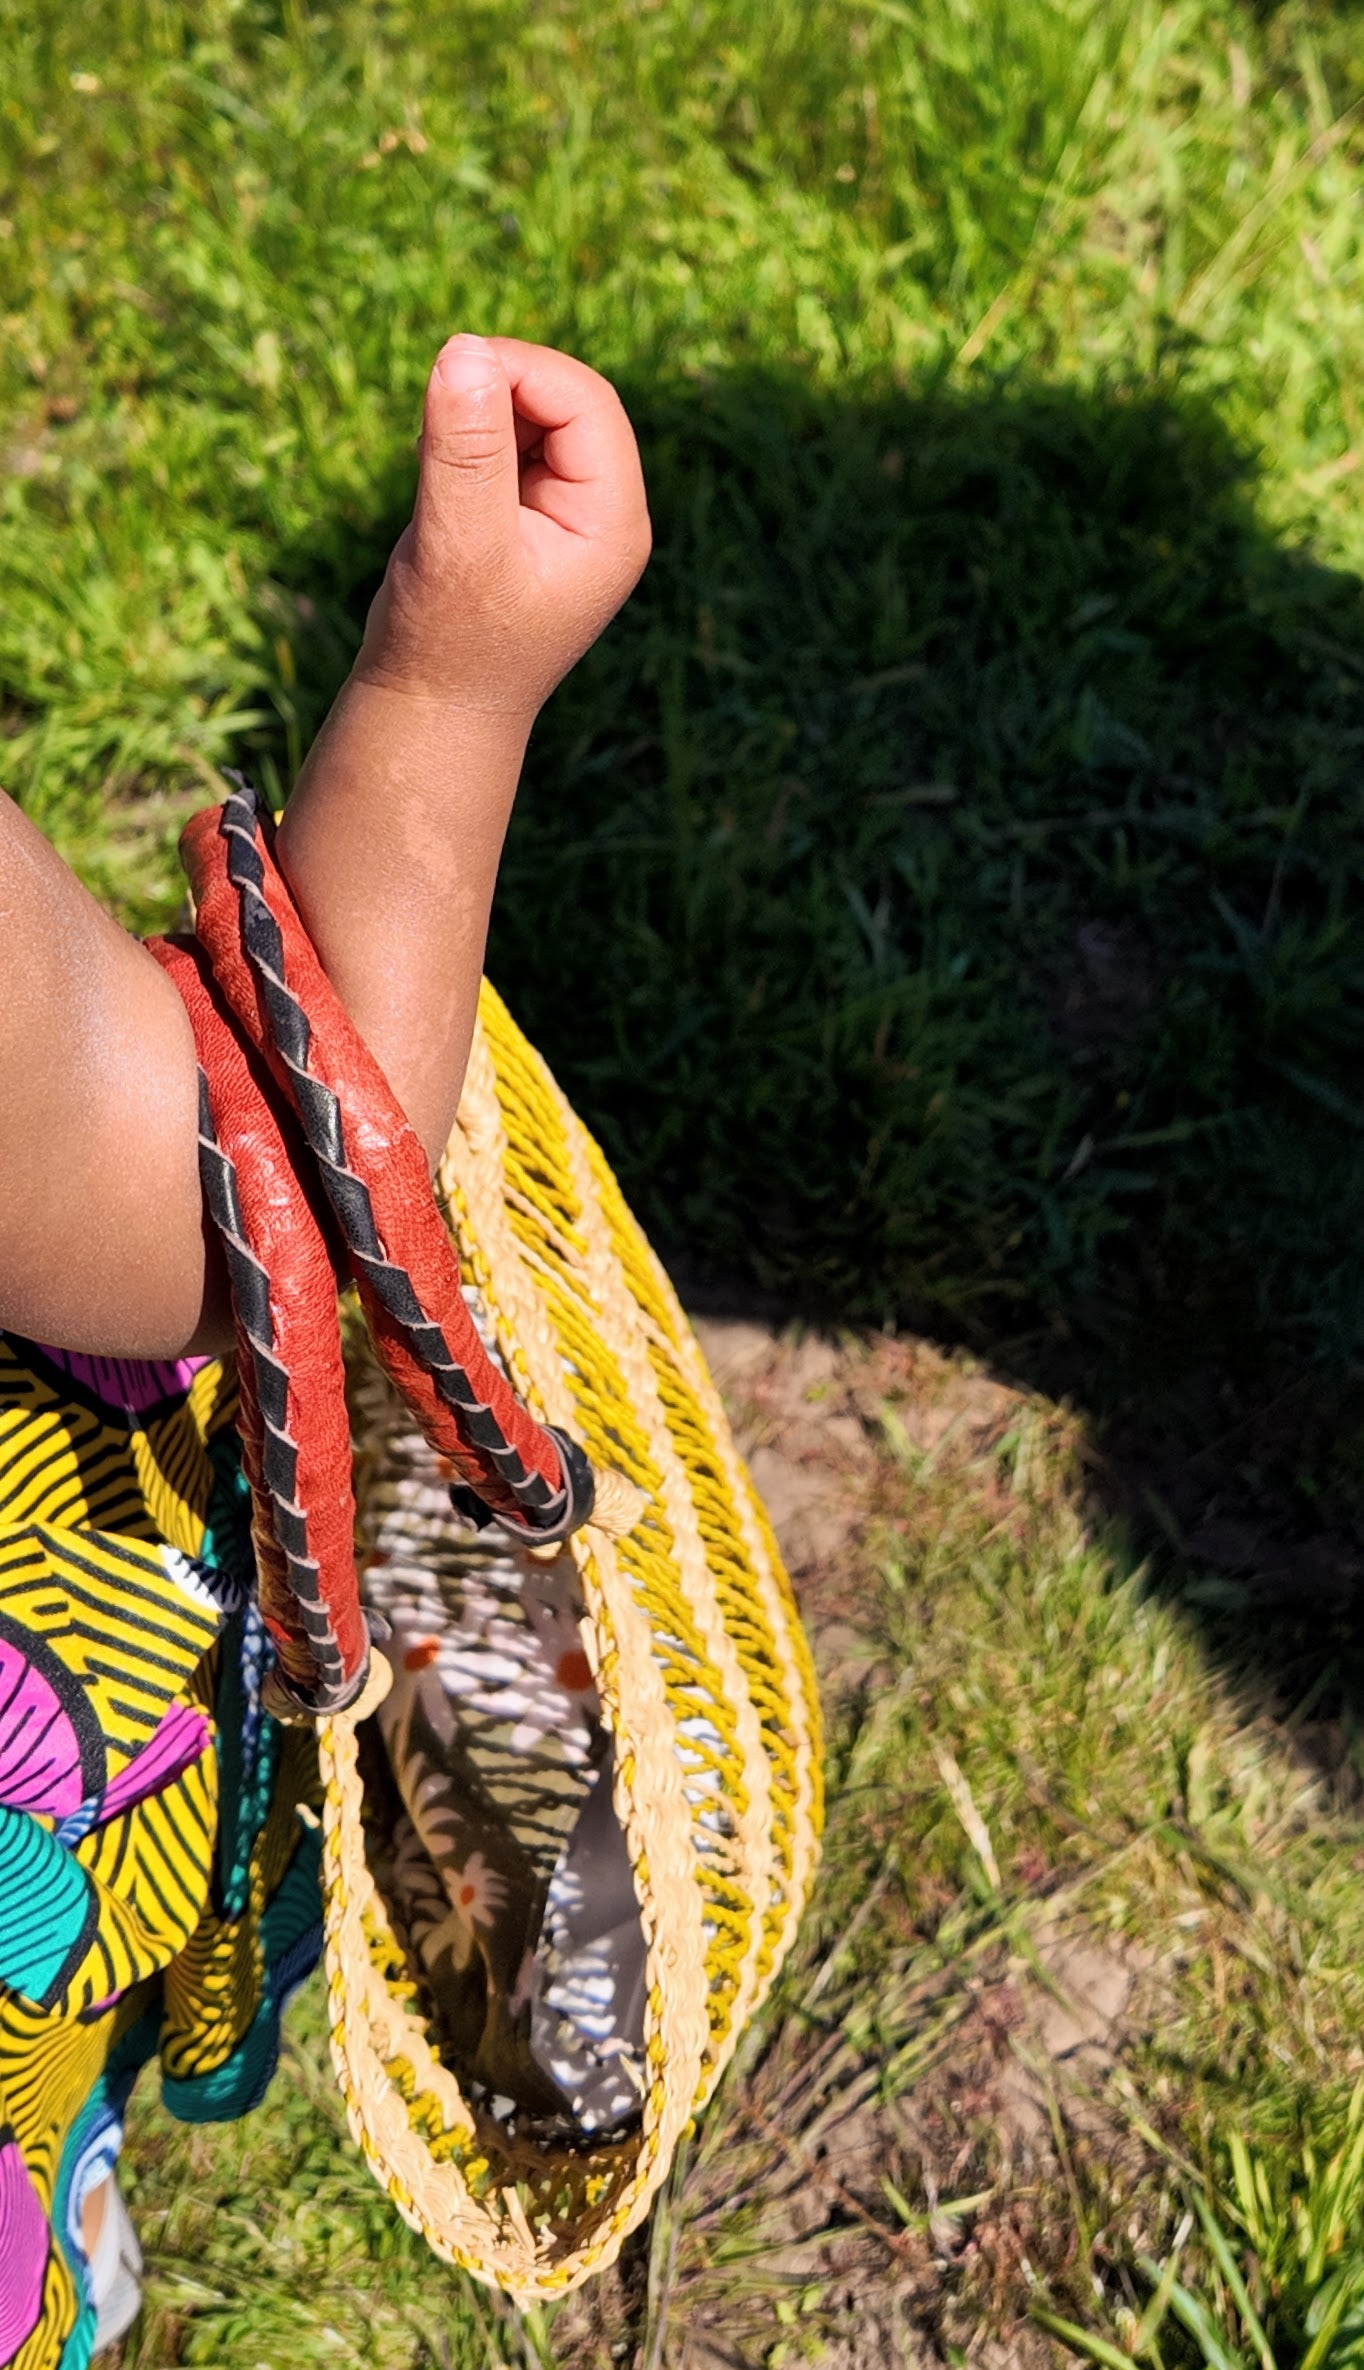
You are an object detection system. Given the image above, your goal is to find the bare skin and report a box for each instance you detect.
[0,335,651,1362]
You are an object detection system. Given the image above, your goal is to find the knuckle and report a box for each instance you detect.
[562,350,618,405]
[616,513,653,581]
[427,427,507,479]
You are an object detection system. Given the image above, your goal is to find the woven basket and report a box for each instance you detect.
[316,979,823,2298]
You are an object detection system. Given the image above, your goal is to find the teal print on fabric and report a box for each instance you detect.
[0,1805,96,2007]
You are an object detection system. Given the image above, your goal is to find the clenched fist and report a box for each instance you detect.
[354,334,653,724]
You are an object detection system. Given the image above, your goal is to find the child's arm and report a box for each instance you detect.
[276,337,650,1167]
[0,337,650,1362]
[0,788,220,1358]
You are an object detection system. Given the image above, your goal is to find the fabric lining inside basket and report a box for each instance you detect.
[357,1379,649,2135]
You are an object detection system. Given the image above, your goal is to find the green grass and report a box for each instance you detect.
[6,0,1364,2359]
[4,0,1364,1401]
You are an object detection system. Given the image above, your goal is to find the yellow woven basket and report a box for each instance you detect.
[316,979,823,2298]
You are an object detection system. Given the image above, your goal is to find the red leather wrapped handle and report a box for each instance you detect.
[145,934,368,1710]
[147,778,597,1718]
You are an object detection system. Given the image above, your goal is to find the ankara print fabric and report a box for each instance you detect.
[0,1336,323,2370]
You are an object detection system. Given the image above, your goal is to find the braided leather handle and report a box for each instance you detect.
[183,777,594,1543]
[147,779,600,1717]
[146,933,369,1711]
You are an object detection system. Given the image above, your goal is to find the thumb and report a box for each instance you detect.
[412,335,520,571]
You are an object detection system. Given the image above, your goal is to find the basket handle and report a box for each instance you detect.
[182,776,596,1547]
[146,931,371,1711]
[148,778,601,1717]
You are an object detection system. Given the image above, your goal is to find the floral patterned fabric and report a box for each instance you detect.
[358,1393,647,2133]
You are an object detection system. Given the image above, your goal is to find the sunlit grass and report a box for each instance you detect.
[4,0,1363,1391]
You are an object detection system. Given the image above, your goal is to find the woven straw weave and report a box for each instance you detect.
[317,980,824,2297]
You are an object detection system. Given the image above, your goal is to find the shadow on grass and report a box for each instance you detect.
[257,364,1364,1768]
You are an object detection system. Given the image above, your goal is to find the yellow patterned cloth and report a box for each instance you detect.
[0,1335,322,2370]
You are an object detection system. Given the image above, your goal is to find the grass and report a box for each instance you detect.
[600,1340,1364,2367]
[4,0,1364,2358]
[841,1364,1364,2369]
[4,0,1364,1395]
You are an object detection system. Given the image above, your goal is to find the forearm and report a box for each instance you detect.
[275,682,528,1171]
[271,332,648,1176]
[0,679,522,1363]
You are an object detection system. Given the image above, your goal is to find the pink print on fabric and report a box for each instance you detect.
[0,2132,48,2356]
[98,1703,210,1822]
[33,1344,209,1419]
[0,1641,207,1830]
[0,1636,87,1818]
